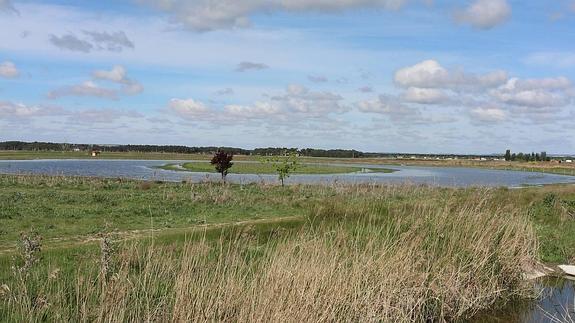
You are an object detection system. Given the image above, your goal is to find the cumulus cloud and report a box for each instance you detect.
[235,61,269,72]
[0,101,52,118]
[0,61,19,78]
[0,100,141,127]
[269,84,350,117]
[47,81,119,100]
[357,95,420,120]
[360,59,573,125]
[454,0,511,29]
[138,0,409,31]
[48,66,143,99]
[169,98,211,118]
[489,77,573,109]
[394,60,507,89]
[49,31,134,53]
[93,65,143,95]
[169,84,349,124]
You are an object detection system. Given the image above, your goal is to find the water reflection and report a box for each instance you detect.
[472,278,574,323]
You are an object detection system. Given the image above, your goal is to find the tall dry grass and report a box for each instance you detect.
[1,185,539,322]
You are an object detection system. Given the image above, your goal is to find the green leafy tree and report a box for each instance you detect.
[262,152,299,186]
[210,150,234,181]
[505,149,511,161]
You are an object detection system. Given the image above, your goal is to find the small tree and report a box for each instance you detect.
[262,152,299,186]
[505,149,511,161]
[211,150,234,181]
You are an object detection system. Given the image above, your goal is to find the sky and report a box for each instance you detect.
[1,0,574,154]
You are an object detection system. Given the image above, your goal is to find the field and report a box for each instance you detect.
[159,161,395,175]
[1,174,575,321]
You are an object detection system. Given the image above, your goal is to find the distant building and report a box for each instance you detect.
[566,160,573,163]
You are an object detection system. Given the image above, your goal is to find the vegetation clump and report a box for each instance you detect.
[261,152,299,186]
[211,150,234,181]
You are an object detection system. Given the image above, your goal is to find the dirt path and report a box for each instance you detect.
[0,215,303,255]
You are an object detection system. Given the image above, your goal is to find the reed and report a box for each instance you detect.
[1,186,540,322]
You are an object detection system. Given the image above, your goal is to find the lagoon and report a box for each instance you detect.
[0,159,574,187]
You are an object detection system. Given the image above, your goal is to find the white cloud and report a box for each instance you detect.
[137,0,409,31]
[0,101,43,118]
[168,98,211,118]
[0,61,19,78]
[402,87,448,104]
[470,107,506,123]
[454,0,511,29]
[394,59,507,89]
[224,102,281,119]
[47,81,119,100]
[93,65,144,94]
[490,77,573,109]
[357,95,419,118]
[93,65,128,83]
[169,85,349,124]
[48,66,143,99]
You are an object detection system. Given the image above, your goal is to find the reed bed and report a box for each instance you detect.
[1,185,540,322]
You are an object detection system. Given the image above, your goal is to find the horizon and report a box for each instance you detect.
[4,140,575,157]
[1,0,575,154]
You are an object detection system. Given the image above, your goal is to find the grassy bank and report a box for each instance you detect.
[159,161,395,175]
[1,175,574,321]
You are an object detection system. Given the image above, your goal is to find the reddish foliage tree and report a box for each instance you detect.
[210,150,234,181]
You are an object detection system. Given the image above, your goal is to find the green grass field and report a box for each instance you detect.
[1,174,575,321]
[159,161,395,175]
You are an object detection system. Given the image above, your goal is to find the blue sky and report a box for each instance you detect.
[1,0,574,154]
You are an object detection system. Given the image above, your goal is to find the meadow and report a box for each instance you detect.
[1,174,575,321]
[160,161,395,174]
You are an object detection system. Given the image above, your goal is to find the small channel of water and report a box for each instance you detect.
[472,277,574,322]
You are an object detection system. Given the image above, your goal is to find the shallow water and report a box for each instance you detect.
[0,159,575,188]
[472,277,574,323]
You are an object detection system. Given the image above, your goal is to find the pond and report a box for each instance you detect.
[0,159,574,188]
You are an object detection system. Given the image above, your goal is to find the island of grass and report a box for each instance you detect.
[159,161,396,175]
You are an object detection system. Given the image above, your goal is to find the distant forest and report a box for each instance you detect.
[4,141,565,160]
[0,141,374,158]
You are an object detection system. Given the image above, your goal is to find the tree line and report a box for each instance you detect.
[504,150,550,162]
[0,141,372,158]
